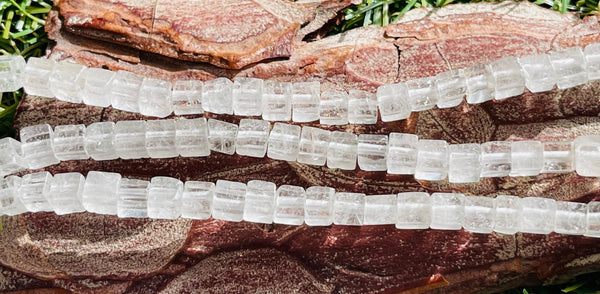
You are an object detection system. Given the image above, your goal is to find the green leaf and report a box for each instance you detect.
[561,282,585,293]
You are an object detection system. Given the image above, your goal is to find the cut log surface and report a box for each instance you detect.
[6,1,600,293]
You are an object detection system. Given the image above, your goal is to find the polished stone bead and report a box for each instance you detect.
[232,77,262,116]
[49,61,86,103]
[327,131,357,170]
[274,185,306,225]
[139,78,173,118]
[262,80,292,121]
[463,196,494,234]
[585,201,600,237]
[493,195,522,235]
[109,70,144,113]
[518,54,557,93]
[520,197,556,234]
[47,172,86,215]
[117,178,149,218]
[53,124,89,161]
[480,141,512,177]
[0,176,26,216]
[243,180,276,224]
[333,192,365,226]
[490,56,525,100]
[236,119,270,158]
[364,194,397,225]
[463,64,494,104]
[542,141,574,173]
[550,47,588,89]
[175,118,210,157]
[357,134,388,171]
[212,180,246,222]
[292,81,320,123]
[435,69,466,108]
[20,123,60,169]
[0,55,25,92]
[208,119,238,155]
[145,119,178,158]
[85,122,118,161]
[22,57,55,98]
[181,181,214,220]
[386,133,418,175]
[415,139,448,181]
[114,120,148,159]
[406,77,439,111]
[297,126,330,166]
[82,171,121,215]
[80,68,116,107]
[348,90,377,124]
[448,143,481,183]
[430,193,465,230]
[585,43,600,81]
[574,135,600,177]
[396,192,431,229]
[267,123,300,161]
[554,201,586,235]
[147,176,183,219]
[510,141,543,177]
[171,80,203,115]
[202,77,233,115]
[304,186,334,226]
[376,83,411,122]
[20,171,53,212]
[0,137,25,176]
[319,90,348,125]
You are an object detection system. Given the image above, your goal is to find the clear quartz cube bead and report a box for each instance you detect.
[139,78,173,118]
[22,57,55,97]
[80,68,115,107]
[19,171,53,212]
[396,192,431,229]
[147,176,183,219]
[117,178,149,218]
[0,137,26,176]
[406,77,439,111]
[267,123,300,161]
[181,181,214,219]
[319,90,348,125]
[262,80,292,121]
[348,90,377,124]
[585,201,600,237]
[386,133,418,175]
[82,171,121,215]
[212,180,246,222]
[304,186,334,226]
[364,194,397,225]
[574,135,600,177]
[464,64,494,104]
[292,81,320,122]
[208,119,238,155]
[145,119,178,158]
[542,141,574,173]
[435,69,466,108]
[480,141,512,177]
[236,119,270,158]
[463,196,495,234]
[357,134,388,171]
[448,143,481,183]
[493,195,522,235]
[202,77,233,115]
[109,70,144,113]
[49,61,86,103]
[510,141,543,177]
[175,118,210,157]
[520,197,556,234]
[376,83,411,122]
[243,180,276,224]
[85,121,118,161]
[554,201,586,235]
[550,47,587,89]
[430,193,465,230]
[327,131,357,170]
[415,139,448,181]
[0,176,26,216]
[53,124,89,161]
[490,56,525,100]
[232,77,262,116]
[20,123,60,169]
[297,126,330,166]
[47,172,86,215]
[114,120,148,159]
[274,185,306,225]
[0,55,25,92]
[584,43,600,81]
[171,80,203,115]
[518,54,557,93]
[333,192,365,226]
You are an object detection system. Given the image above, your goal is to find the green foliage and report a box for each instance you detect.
[495,271,600,294]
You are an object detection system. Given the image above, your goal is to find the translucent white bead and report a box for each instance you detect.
[550,47,587,89]
[518,54,557,93]
[49,61,86,103]
[386,133,418,175]
[304,186,334,226]
[202,77,233,115]
[139,78,173,118]
[82,171,121,215]
[243,180,276,224]
[493,195,522,235]
[0,137,26,176]
[80,68,115,107]
[585,201,600,237]
[489,56,525,100]
[292,81,320,123]
[297,126,330,166]
[520,197,556,234]
[232,77,262,116]
[147,176,183,219]
[406,77,438,111]
[0,176,26,216]
[0,55,25,92]
[448,143,481,183]
[145,119,177,158]
[542,141,574,173]
[357,134,387,171]
[85,121,118,161]
[47,172,86,215]
[212,180,246,222]
[175,118,210,157]
[319,90,348,125]
[574,135,600,177]
[585,43,600,81]
[430,192,464,230]
[114,120,148,159]
[53,124,89,161]
[463,196,494,234]
[327,131,357,170]
[117,178,149,218]
[333,192,365,226]
[20,171,53,212]
[22,57,55,98]
[171,80,203,115]
[181,181,214,220]
[236,118,270,158]
[262,80,292,121]
[207,119,238,155]
[364,194,397,225]
[376,83,411,122]
[480,141,511,177]
[510,141,543,177]
[554,201,586,235]
[348,89,377,124]
[463,64,494,104]
[435,69,466,108]
[267,123,300,161]
[274,185,306,225]
[414,139,448,181]
[109,70,144,113]
[396,192,431,229]
[20,123,60,169]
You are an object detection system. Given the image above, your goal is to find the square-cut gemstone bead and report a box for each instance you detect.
[304,186,334,226]
[376,83,411,122]
[348,90,377,124]
[333,192,365,226]
[518,54,557,93]
[415,139,448,181]
[406,77,439,111]
[232,77,262,116]
[550,47,587,89]
[47,172,86,215]
[147,176,183,219]
[208,119,238,155]
[181,181,214,219]
[243,180,276,224]
[520,197,556,234]
[292,81,320,122]
[114,120,148,159]
[542,141,574,173]
[139,78,173,118]
[22,57,55,98]
[85,121,118,161]
[585,43,600,81]
[82,171,121,215]
[175,118,210,157]
[212,180,246,222]
[0,55,25,92]
[493,195,522,235]
[357,134,387,171]
[464,64,494,104]
[463,196,494,234]
[0,137,25,176]
[20,123,60,169]
[171,80,203,115]
[80,68,116,107]
[574,135,600,177]
[554,201,586,235]
[396,192,431,229]
[145,119,177,158]
[319,90,348,125]
[387,133,418,175]
[435,69,466,108]
[49,61,86,103]
[20,171,53,212]
[585,201,600,237]
[236,119,270,158]
[490,56,525,100]
[510,141,543,177]
[364,194,397,225]
[202,77,233,115]
[480,141,512,177]
[327,131,357,170]
[274,185,306,225]
[448,143,481,183]
[53,124,89,161]
[109,70,144,113]
[117,178,149,218]
[0,176,26,216]
[297,126,330,166]
[267,123,300,161]
[430,193,465,230]
[262,80,292,121]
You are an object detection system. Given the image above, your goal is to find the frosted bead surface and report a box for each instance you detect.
[114,120,148,159]
[85,122,118,161]
[518,54,557,93]
[47,172,85,215]
[212,180,246,222]
[0,176,26,216]
[262,80,292,121]
[585,43,600,80]
[49,61,86,103]
[0,137,25,176]
[82,171,121,215]
[147,176,183,219]
[145,119,177,158]
[574,135,600,177]
[267,123,300,161]
[0,55,25,92]
[171,80,203,115]
[430,193,465,230]
[232,77,262,116]
[490,57,525,100]
[376,83,410,122]
[53,124,89,161]
[292,81,320,122]
[415,139,448,181]
[319,90,348,125]
[304,186,334,226]
[348,90,377,124]
[117,178,149,218]
[396,192,431,229]
[80,68,115,107]
[554,201,586,235]
[243,180,276,224]
[364,194,397,225]
[510,141,543,177]
[327,131,357,170]
[493,195,522,235]
[208,119,238,155]
[333,192,365,226]
[109,70,144,113]
[236,119,270,158]
[175,118,210,157]
[448,143,481,183]
[406,77,438,111]
[386,133,418,175]
[550,47,587,89]
[202,77,233,115]
[20,171,53,212]
[181,181,214,220]
[542,141,574,173]
[357,134,387,171]
[520,197,556,234]
[274,185,306,225]
[435,69,466,108]
[463,196,494,234]
[480,141,511,177]
[20,123,60,169]
[139,78,173,118]
[585,201,600,237]
[464,64,494,104]
[22,57,55,98]
[297,126,330,166]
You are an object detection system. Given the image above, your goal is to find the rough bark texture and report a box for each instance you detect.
[6,1,600,293]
